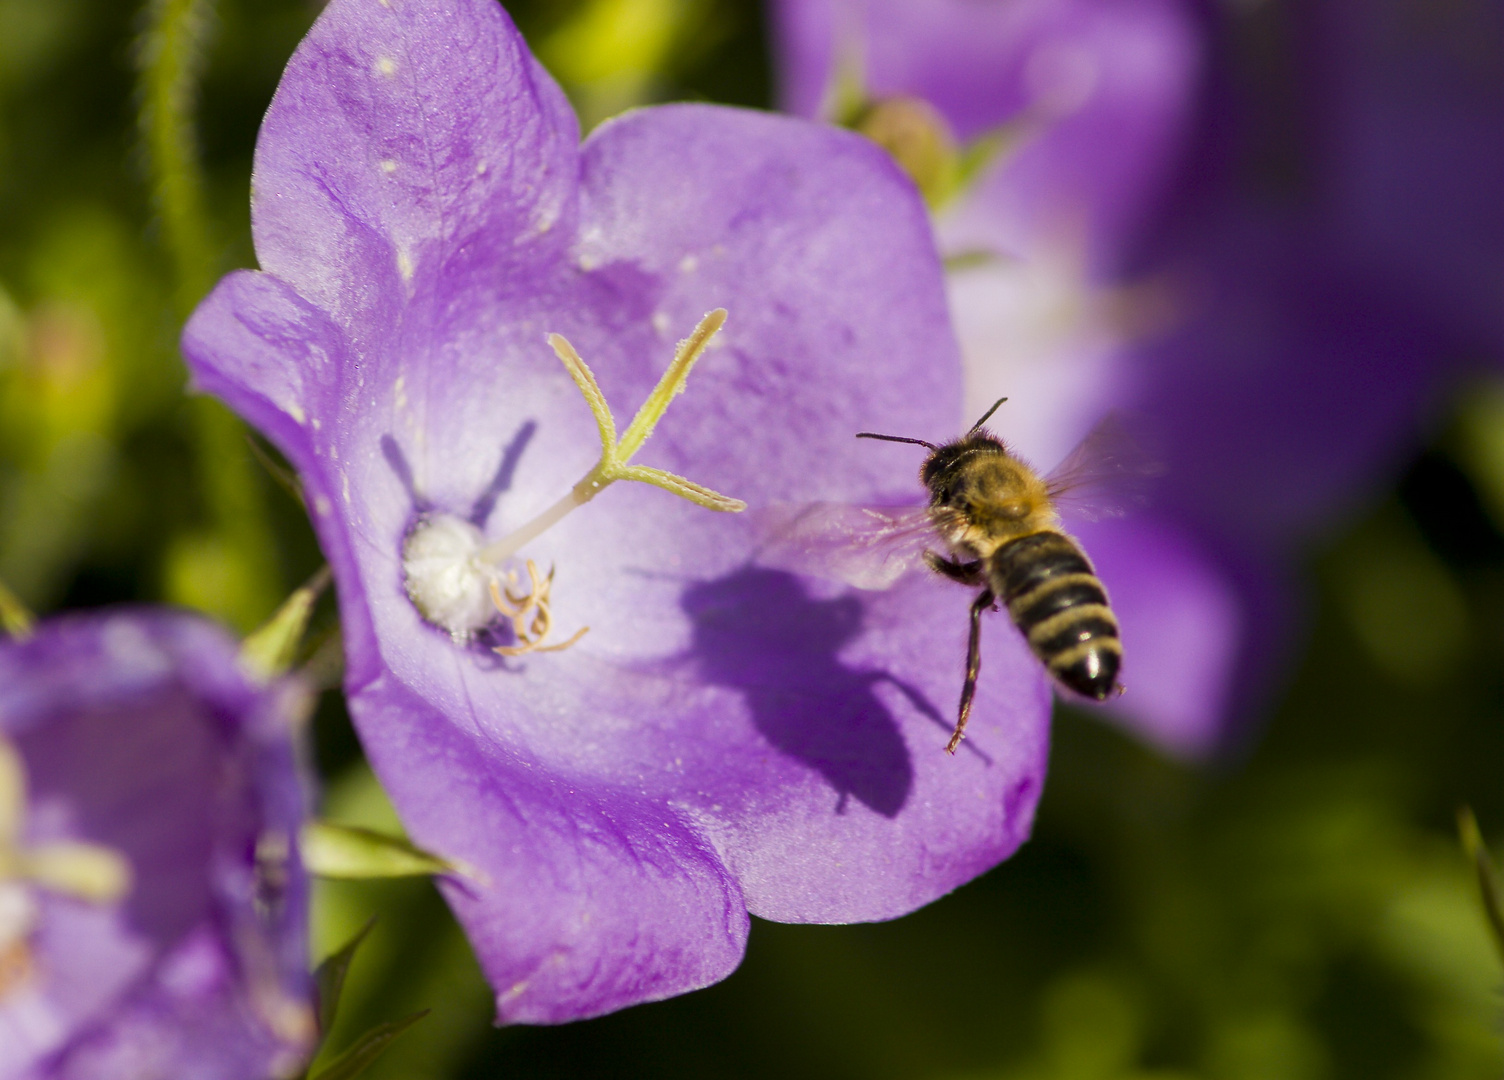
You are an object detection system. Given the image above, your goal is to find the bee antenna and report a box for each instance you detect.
[967,397,1008,433]
[855,432,938,451]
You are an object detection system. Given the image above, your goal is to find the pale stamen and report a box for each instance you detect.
[488,560,589,656]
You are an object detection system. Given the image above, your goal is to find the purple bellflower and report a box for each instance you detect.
[773,0,1239,756]
[182,0,1053,1024]
[775,0,1492,753]
[0,611,313,1079]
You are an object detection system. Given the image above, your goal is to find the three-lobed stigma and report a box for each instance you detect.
[402,310,746,645]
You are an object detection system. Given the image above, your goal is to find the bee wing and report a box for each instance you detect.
[1045,414,1164,522]
[751,501,938,590]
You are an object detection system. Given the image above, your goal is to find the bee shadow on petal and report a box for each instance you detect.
[680,567,929,818]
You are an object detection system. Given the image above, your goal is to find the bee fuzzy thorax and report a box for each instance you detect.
[921,432,1058,559]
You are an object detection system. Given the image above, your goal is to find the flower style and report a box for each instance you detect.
[182,0,1053,1024]
[773,0,1241,756]
[0,611,313,1079]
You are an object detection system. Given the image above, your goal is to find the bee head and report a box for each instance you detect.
[920,433,1006,505]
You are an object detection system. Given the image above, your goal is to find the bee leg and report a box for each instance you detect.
[947,587,994,754]
[926,551,986,586]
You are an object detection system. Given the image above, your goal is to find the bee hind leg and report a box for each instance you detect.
[926,551,986,586]
[947,587,994,754]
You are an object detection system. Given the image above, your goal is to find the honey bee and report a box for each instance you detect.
[758,398,1138,753]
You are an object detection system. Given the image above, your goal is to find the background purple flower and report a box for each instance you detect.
[0,611,314,1079]
[182,0,1053,1024]
[773,0,1494,755]
[1111,0,1499,735]
[774,0,1200,271]
[1311,0,1503,361]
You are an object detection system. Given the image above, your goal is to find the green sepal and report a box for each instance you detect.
[943,249,1007,274]
[314,916,376,1038]
[952,125,1017,194]
[0,578,34,641]
[301,820,467,881]
[1458,806,1504,965]
[240,566,330,680]
[305,1010,430,1080]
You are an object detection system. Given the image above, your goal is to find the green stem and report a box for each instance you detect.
[139,0,217,313]
[138,0,282,627]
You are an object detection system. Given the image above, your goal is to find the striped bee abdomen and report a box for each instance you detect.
[988,530,1121,700]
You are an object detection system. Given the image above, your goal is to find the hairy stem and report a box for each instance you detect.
[138,0,281,628]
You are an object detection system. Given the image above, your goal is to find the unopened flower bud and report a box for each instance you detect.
[854,96,960,207]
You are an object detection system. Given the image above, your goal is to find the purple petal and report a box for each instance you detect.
[0,611,313,1079]
[1111,210,1456,748]
[352,677,748,1024]
[1130,213,1450,547]
[184,0,1053,1023]
[251,0,580,356]
[1074,515,1241,759]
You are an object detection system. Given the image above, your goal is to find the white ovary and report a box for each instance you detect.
[402,513,498,635]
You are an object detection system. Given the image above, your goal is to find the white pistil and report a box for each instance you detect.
[403,309,746,637]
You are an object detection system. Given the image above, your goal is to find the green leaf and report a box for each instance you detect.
[313,916,376,1039]
[307,1010,430,1080]
[301,820,469,881]
[240,566,331,680]
[1458,806,1504,966]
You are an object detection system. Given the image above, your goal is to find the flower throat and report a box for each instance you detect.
[401,310,745,646]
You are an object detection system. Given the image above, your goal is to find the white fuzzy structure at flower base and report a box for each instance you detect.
[402,514,497,635]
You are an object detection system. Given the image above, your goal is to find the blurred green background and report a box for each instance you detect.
[0,0,1500,1076]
